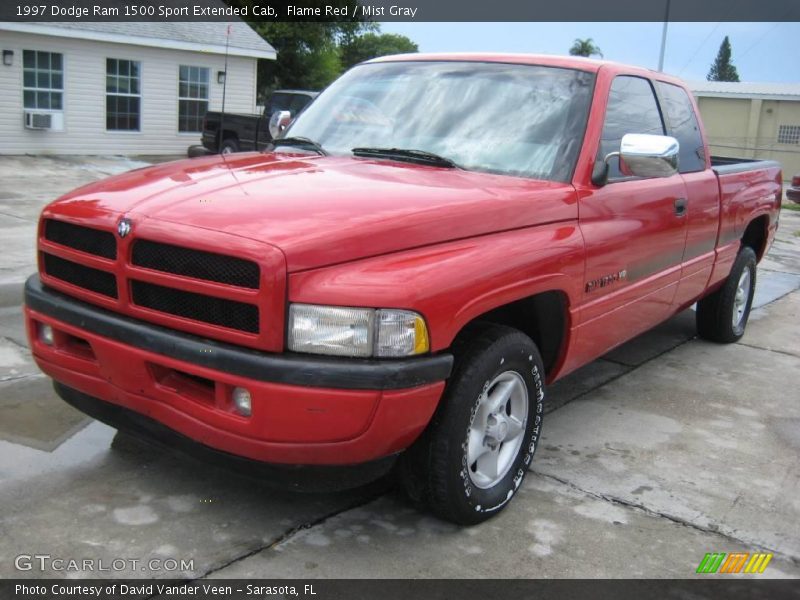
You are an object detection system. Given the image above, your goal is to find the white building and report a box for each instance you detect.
[688,81,800,180]
[0,21,275,155]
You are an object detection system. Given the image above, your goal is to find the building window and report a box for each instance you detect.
[106,59,141,131]
[23,50,63,110]
[777,125,800,145]
[178,65,209,133]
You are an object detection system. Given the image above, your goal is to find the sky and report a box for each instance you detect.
[378,22,800,83]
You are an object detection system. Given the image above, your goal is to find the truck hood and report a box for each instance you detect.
[50,152,577,272]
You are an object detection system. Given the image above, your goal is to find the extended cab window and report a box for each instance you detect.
[656,82,706,173]
[598,76,665,180]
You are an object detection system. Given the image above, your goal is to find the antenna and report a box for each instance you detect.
[219,23,231,154]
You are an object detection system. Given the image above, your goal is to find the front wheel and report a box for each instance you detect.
[401,323,545,525]
[697,246,757,343]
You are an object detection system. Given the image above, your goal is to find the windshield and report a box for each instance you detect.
[285,61,595,182]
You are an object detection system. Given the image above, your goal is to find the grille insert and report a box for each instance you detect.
[44,220,116,259]
[132,240,260,289]
[131,280,259,333]
[43,253,118,298]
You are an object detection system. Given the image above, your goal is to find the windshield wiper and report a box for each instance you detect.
[272,136,328,156]
[352,147,458,168]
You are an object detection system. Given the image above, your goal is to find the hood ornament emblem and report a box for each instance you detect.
[117,218,132,238]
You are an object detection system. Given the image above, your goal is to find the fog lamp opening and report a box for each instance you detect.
[39,323,55,346]
[232,387,252,417]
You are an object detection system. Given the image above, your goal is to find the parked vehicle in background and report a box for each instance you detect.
[201,89,318,154]
[26,54,782,525]
[788,173,800,204]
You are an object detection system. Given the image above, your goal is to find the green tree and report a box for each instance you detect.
[223,1,375,93]
[707,36,740,82]
[569,38,603,58]
[340,32,418,69]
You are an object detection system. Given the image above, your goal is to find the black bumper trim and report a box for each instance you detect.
[25,275,453,390]
[55,382,396,492]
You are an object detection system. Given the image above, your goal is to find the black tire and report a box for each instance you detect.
[697,246,757,343]
[399,323,545,525]
[220,138,239,154]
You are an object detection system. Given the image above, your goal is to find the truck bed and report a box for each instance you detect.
[711,156,782,273]
[711,155,782,176]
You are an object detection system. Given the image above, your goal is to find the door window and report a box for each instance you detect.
[598,76,665,180]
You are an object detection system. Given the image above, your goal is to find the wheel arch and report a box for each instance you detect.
[449,289,570,380]
[217,130,240,145]
[741,214,769,261]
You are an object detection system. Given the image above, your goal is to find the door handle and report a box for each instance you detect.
[674,197,687,217]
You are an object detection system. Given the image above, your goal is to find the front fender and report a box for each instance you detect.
[288,223,585,352]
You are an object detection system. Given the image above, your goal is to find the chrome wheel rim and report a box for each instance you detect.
[733,268,751,330]
[221,146,233,155]
[467,370,529,489]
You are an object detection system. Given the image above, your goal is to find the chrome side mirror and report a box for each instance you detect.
[593,133,680,185]
[618,133,679,178]
[268,110,292,139]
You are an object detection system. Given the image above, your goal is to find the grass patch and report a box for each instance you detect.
[783,202,800,212]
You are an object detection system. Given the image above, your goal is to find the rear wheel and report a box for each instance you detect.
[399,323,545,525]
[220,138,239,155]
[697,246,757,343]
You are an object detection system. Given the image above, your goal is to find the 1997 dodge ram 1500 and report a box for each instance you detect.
[25,54,782,524]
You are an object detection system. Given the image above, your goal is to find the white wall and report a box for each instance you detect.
[697,95,800,181]
[0,30,259,155]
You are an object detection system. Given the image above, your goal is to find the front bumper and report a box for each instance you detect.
[25,275,451,466]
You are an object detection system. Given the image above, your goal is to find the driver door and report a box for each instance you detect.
[575,75,689,360]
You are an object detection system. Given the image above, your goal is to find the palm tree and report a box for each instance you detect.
[569,38,603,58]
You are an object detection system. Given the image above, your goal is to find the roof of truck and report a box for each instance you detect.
[273,89,320,97]
[368,53,621,72]
[366,53,690,88]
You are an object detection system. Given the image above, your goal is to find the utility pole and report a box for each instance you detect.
[658,0,671,71]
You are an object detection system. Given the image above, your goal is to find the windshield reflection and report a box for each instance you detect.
[287,61,595,182]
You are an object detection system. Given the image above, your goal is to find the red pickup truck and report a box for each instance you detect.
[25,54,782,525]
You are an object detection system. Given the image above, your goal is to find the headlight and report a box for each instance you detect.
[288,304,430,358]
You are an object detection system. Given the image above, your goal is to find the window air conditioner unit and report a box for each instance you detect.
[24,111,53,130]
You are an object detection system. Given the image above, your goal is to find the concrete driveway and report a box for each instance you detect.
[0,156,799,580]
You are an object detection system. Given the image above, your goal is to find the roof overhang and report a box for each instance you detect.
[0,22,276,60]
[692,91,800,102]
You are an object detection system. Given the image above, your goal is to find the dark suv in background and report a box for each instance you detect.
[788,173,800,204]
[199,89,318,154]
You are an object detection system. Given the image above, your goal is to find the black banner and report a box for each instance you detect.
[2,579,800,600]
[0,0,799,22]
